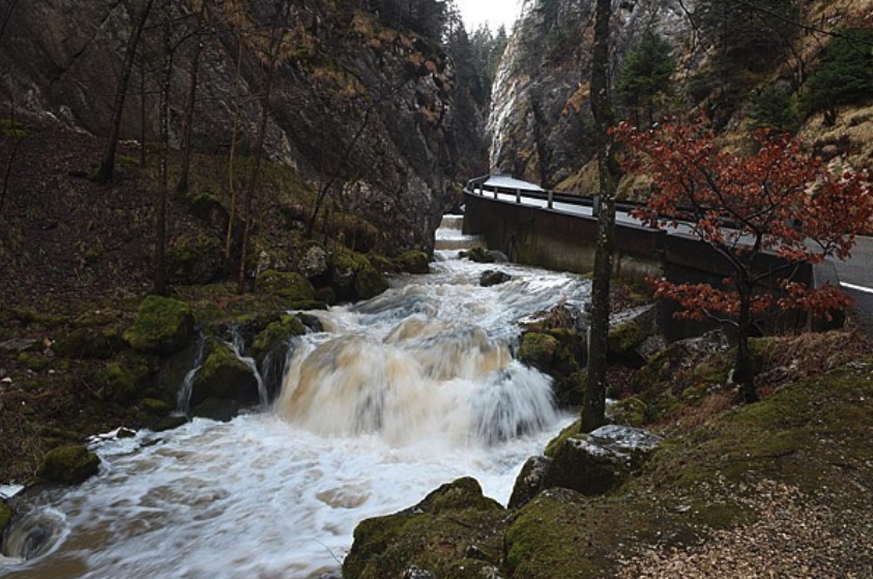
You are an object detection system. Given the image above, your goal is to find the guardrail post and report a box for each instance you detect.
[547,189,553,209]
[516,188,521,204]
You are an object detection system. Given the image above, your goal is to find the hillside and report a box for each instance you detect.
[490,0,873,192]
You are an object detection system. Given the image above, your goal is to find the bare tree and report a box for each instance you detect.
[96,0,157,184]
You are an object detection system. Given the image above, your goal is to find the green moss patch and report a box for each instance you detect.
[38,443,100,485]
[123,295,195,354]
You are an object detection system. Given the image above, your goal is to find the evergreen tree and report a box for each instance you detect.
[801,28,873,125]
[616,28,676,127]
[748,84,799,133]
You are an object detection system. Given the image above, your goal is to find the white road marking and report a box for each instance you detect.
[841,282,873,295]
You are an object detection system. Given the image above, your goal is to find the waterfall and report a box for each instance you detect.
[0,215,589,579]
[175,334,208,414]
[229,327,268,408]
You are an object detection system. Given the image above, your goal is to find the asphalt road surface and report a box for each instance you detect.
[834,235,873,335]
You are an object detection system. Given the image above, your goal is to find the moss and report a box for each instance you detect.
[38,443,100,485]
[141,397,172,414]
[190,340,259,408]
[54,326,124,359]
[166,231,225,285]
[251,314,306,358]
[255,270,316,303]
[16,351,52,372]
[518,332,560,372]
[459,247,494,263]
[344,478,506,579]
[610,396,648,427]
[545,419,582,457]
[0,500,11,535]
[354,264,388,300]
[314,286,336,305]
[608,321,645,357]
[123,295,195,354]
[396,250,430,274]
[91,353,153,404]
[82,246,104,266]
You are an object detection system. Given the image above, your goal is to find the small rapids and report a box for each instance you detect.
[0,218,589,579]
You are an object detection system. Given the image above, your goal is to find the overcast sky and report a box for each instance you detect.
[455,0,523,32]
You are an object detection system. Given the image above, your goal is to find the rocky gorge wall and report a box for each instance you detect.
[0,0,484,253]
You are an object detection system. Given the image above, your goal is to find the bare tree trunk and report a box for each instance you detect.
[139,55,148,168]
[225,39,244,259]
[96,0,156,184]
[237,3,288,294]
[176,30,204,196]
[582,0,617,433]
[154,0,172,296]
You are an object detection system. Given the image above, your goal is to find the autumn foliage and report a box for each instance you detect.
[612,120,873,401]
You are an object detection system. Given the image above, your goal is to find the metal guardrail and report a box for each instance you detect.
[463,176,646,215]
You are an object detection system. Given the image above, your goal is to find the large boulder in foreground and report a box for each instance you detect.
[509,424,661,508]
[343,477,507,579]
[123,295,195,355]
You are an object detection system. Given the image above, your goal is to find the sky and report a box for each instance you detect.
[455,0,523,32]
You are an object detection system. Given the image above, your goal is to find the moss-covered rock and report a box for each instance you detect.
[458,247,494,263]
[354,264,389,300]
[609,396,648,427]
[518,332,560,372]
[91,352,154,404]
[255,270,316,305]
[251,314,306,359]
[123,295,195,355]
[298,241,329,279]
[508,455,552,509]
[53,326,124,359]
[166,230,225,285]
[190,340,259,412]
[479,269,511,287]
[519,331,584,407]
[343,477,507,579]
[38,443,100,485]
[607,321,646,359]
[396,250,430,274]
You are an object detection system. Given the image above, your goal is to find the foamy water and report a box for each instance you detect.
[0,220,589,579]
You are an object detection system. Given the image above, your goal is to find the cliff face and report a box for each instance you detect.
[489,0,695,190]
[490,0,873,192]
[0,0,479,253]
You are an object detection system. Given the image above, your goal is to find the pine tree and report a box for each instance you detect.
[616,28,676,127]
[801,28,873,125]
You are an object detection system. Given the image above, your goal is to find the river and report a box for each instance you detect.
[0,216,589,579]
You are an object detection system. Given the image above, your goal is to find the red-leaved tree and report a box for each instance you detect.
[612,120,872,402]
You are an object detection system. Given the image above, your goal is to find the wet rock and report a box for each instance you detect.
[190,340,259,415]
[508,455,552,509]
[0,500,11,536]
[354,264,389,300]
[542,425,661,496]
[255,270,316,306]
[343,477,506,579]
[123,296,195,355]
[518,331,584,407]
[479,269,511,287]
[251,314,306,360]
[459,247,495,263]
[38,444,100,485]
[396,250,430,274]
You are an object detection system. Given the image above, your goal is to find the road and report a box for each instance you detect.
[472,184,873,333]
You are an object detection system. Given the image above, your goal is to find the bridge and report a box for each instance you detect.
[461,175,873,336]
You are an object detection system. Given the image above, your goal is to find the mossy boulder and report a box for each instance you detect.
[396,250,430,274]
[480,269,511,287]
[251,314,306,359]
[354,264,389,300]
[38,443,101,485]
[508,455,551,509]
[519,331,584,407]
[123,295,195,355]
[459,247,494,263]
[190,340,259,413]
[298,241,329,279]
[166,230,225,285]
[91,352,154,404]
[53,326,124,359]
[343,477,507,579]
[255,270,316,306]
[539,424,661,497]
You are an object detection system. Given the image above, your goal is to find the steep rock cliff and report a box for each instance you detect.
[0,0,478,253]
[490,0,873,192]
